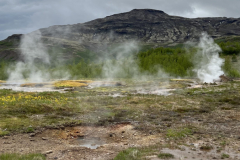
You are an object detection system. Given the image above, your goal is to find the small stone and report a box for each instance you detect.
[54,157,58,159]
[30,139,35,141]
[29,133,36,137]
[44,150,53,155]
[2,136,9,139]
[42,137,48,140]
[3,141,11,144]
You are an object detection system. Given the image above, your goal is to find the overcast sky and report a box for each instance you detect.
[0,0,239,40]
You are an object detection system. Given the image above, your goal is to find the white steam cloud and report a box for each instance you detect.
[101,41,139,79]
[101,41,169,81]
[193,32,224,83]
[8,31,50,83]
[7,30,70,83]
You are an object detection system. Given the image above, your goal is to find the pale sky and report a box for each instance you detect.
[0,0,239,40]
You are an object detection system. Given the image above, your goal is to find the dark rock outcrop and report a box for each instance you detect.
[39,9,240,44]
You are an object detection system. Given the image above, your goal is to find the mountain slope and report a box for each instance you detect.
[39,9,240,44]
[1,9,240,61]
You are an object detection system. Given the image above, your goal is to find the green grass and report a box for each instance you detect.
[158,153,174,159]
[166,127,193,139]
[114,148,140,160]
[0,41,14,47]
[113,146,159,160]
[0,130,10,137]
[0,153,46,160]
[221,153,230,159]
[0,90,85,134]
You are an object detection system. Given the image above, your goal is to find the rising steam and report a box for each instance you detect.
[7,30,70,83]
[101,41,139,79]
[193,32,224,83]
[101,41,169,81]
[7,31,50,83]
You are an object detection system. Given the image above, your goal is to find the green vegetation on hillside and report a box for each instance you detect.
[216,36,240,55]
[0,41,14,47]
[218,41,240,55]
[138,47,194,77]
[0,39,240,80]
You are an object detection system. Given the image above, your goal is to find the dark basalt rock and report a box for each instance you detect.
[38,9,240,44]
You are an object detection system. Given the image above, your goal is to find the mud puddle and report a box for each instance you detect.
[78,138,105,149]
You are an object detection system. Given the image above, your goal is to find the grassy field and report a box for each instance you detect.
[0,80,240,159]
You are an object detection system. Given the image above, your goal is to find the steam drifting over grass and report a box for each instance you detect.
[192,32,224,83]
[8,31,51,83]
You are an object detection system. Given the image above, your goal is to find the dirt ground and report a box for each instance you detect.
[1,122,240,160]
[0,123,158,159]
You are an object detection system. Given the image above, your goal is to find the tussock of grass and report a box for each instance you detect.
[166,127,193,139]
[0,130,10,137]
[114,148,140,160]
[221,153,230,159]
[158,153,174,159]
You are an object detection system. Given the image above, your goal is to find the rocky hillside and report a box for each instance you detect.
[39,9,240,44]
[1,9,240,61]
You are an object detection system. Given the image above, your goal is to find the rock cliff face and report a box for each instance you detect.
[39,9,240,45]
[1,9,240,61]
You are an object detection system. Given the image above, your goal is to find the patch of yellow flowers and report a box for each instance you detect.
[0,93,68,106]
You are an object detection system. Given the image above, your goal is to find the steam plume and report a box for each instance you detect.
[8,31,50,82]
[7,30,70,83]
[193,32,224,83]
